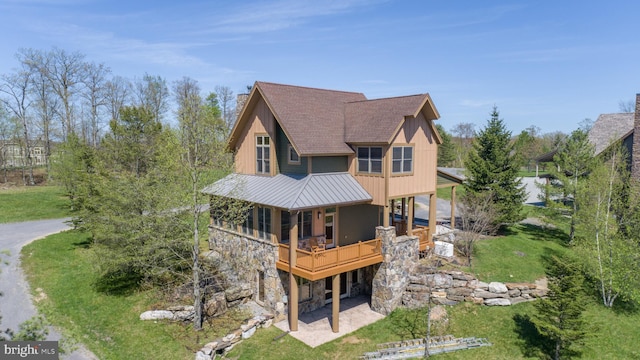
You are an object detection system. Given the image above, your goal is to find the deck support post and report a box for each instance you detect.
[428,193,437,240]
[383,200,390,227]
[332,274,340,333]
[407,196,414,236]
[450,186,456,229]
[289,211,299,332]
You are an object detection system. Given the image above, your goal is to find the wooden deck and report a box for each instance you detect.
[276,238,383,281]
[412,226,434,252]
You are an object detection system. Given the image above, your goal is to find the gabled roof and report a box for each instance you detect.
[228,82,440,156]
[202,172,372,211]
[345,93,440,144]
[588,112,634,155]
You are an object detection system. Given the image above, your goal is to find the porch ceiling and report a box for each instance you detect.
[202,172,373,211]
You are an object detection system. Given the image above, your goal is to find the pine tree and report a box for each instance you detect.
[532,255,589,360]
[436,124,455,167]
[464,106,525,225]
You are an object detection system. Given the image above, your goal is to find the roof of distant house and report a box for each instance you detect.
[588,112,634,155]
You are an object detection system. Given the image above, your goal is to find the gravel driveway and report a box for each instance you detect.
[0,218,98,360]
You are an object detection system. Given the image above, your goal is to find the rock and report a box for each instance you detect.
[195,350,212,360]
[471,297,484,305]
[429,305,448,322]
[484,298,511,306]
[225,284,253,302]
[452,279,469,288]
[432,298,458,306]
[222,333,236,343]
[473,289,508,299]
[450,272,475,281]
[200,347,213,355]
[205,292,228,317]
[242,326,256,339]
[432,291,448,298]
[203,341,218,350]
[508,289,521,297]
[505,282,535,290]
[473,281,489,290]
[140,310,174,321]
[510,297,529,305]
[167,305,194,311]
[446,287,473,297]
[430,273,453,288]
[488,282,508,294]
[262,319,273,328]
[434,241,454,257]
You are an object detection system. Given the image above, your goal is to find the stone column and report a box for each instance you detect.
[371,226,418,315]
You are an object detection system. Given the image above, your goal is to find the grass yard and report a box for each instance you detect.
[21,230,247,360]
[0,185,70,223]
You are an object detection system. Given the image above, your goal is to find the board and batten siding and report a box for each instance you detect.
[349,156,387,206]
[388,114,438,198]
[233,98,277,175]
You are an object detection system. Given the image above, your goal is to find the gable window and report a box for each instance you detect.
[256,135,270,174]
[392,146,413,174]
[288,145,300,164]
[357,147,383,174]
[257,206,272,240]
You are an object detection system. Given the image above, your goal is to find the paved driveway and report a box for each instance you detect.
[0,218,98,360]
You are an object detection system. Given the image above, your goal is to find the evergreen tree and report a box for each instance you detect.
[464,106,525,225]
[436,124,455,167]
[532,255,589,360]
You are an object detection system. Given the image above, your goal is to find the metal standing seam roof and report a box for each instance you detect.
[202,172,373,211]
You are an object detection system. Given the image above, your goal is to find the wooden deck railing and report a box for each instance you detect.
[412,225,434,251]
[278,238,382,273]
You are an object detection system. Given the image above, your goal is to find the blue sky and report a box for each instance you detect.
[1,0,639,135]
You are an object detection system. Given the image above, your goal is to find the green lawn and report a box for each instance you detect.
[21,230,246,359]
[0,186,70,223]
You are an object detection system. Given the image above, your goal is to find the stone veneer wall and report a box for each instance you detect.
[277,270,326,314]
[208,226,287,320]
[402,264,547,307]
[371,226,419,315]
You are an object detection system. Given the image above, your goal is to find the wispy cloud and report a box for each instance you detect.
[195,0,386,35]
[460,99,496,108]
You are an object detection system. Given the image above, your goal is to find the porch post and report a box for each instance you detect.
[332,274,340,333]
[288,211,299,332]
[450,186,456,229]
[428,193,437,240]
[407,196,414,236]
[383,200,390,227]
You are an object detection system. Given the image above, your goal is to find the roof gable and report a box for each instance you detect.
[228,81,440,156]
[588,113,634,155]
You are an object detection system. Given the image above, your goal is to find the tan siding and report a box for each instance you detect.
[388,115,438,198]
[233,99,277,174]
[349,154,386,205]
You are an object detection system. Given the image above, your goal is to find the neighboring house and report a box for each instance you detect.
[0,141,47,168]
[203,81,452,333]
[536,93,640,179]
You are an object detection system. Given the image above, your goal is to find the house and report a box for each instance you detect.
[536,93,640,179]
[203,81,455,333]
[0,141,47,168]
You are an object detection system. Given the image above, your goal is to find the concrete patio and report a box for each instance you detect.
[274,295,385,348]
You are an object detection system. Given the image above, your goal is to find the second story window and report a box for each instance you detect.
[392,146,413,174]
[357,147,383,174]
[256,135,270,174]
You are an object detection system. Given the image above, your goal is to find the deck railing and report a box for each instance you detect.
[278,238,382,273]
[412,225,433,251]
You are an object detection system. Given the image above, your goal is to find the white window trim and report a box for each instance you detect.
[256,135,270,174]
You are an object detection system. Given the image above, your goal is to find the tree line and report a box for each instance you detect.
[0,47,237,185]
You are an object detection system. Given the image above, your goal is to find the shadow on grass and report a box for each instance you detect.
[94,269,142,296]
[502,223,570,247]
[513,313,552,359]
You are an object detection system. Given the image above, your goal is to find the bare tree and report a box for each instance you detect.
[135,73,169,123]
[82,62,110,147]
[215,85,235,134]
[105,76,132,124]
[456,191,498,266]
[619,99,635,113]
[45,48,87,140]
[0,68,35,185]
[452,122,475,167]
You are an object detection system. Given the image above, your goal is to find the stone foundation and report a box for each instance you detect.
[208,226,287,320]
[371,226,419,315]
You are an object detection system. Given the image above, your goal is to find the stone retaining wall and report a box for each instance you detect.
[402,265,547,308]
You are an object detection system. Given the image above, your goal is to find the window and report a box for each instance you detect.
[281,210,312,241]
[257,207,271,240]
[242,207,254,235]
[392,146,413,174]
[298,277,312,302]
[288,145,300,164]
[357,147,383,174]
[256,135,270,174]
